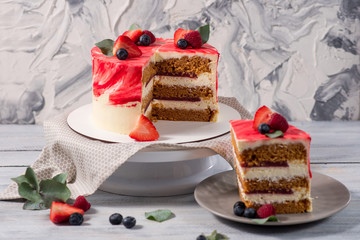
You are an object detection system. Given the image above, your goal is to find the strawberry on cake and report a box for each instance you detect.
[230,106,312,214]
[91,25,219,139]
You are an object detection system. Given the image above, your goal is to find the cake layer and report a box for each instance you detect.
[155,56,211,77]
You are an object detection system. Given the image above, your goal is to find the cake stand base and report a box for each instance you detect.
[99,148,232,196]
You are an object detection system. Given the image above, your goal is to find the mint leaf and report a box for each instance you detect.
[145,209,172,222]
[39,179,71,203]
[52,173,68,184]
[251,216,279,224]
[265,130,284,138]
[129,23,141,31]
[18,182,42,203]
[11,175,30,186]
[196,24,210,44]
[95,39,115,57]
[25,167,40,193]
[206,230,228,240]
[23,200,47,210]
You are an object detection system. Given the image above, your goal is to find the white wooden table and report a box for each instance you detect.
[0,122,360,240]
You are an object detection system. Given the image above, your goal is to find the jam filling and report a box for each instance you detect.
[240,161,289,168]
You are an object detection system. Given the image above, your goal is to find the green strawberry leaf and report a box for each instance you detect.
[251,215,279,224]
[18,182,42,203]
[206,230,228,240]
[24,167,40,193]
[265,130,284,138]
[23,200,47,210]
[39,179,71,203]
[129,23,141,31]
[145,209,172,222]
[95,39,115,57]
[196,24,210,44]
[52,172,68,184]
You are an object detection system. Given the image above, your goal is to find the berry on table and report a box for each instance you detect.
[196,234,207,240]
[69,212,84,225]
[73,195,91,212]
[139,34,151,46]
[258,123,270,134]
[123,216,136,229]
[177,39,188,49]
[244,208,257,218]
[233,201,246,216]
[116,48,128,60]
[109,213,123,225]
[49,201,84,224]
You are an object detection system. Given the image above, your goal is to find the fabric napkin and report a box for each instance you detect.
[0,96,252,200]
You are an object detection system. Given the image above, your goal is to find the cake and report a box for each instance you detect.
[92,27,219,135]
[230,107,312,214]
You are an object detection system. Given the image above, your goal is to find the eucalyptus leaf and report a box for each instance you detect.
[145,209,172,222]
[25,167,40,193]
[206,230,228,240]
[129,23,141,31]
[251,215,279,224]
[18,182,42,203]
[52,172,68,184]
[11,175,30,186]
[196,24,210,44]
[23,200,47,210]
[95,39,115,57]
[39,179,71,202]
[265,130,284,138]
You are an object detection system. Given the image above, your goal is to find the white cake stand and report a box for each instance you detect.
[67,102,239,196]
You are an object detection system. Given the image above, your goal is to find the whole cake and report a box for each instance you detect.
[92,26,219,136]
[230,106,312,214]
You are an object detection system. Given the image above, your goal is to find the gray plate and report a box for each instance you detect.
[194,170,350,226]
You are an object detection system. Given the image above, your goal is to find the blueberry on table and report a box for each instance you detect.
[258,123,270,134]
[123,216,136,229]
[69,212,84,225]
[139,34,151,46]
[116,48,128,60]
[109,213,123,225]
[244,208,257,218]
[196,234,207,240]
[177,39,188,49]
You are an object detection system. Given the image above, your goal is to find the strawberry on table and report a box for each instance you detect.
[112,35,142,58]
[129,115,159,141]
[50,202,84,224]
[122,29,143,43]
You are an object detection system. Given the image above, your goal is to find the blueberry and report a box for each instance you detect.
[139,34,151,46]
[258,123,270,134]
[233,201,246,216]
[116,48,128,60]
[244,208,257,218]
[69,212,83,225]
[177,39,188,49]
[196,235,207,240]
[123,216,136,229]
[109,213,123,225]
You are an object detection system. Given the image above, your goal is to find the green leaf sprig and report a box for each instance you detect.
[196,24,210,44]
[95,39,115,57]
[145,209,172,222]
[265,130,284,138]
[11,167,71,210]
[202,230,228,240]
[251,215,279,224]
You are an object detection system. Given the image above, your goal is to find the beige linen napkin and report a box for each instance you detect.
[0,97,252,200]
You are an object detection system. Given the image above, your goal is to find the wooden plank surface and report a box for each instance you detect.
[0,122,359,239]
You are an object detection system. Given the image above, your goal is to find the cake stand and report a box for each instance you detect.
[67,102,239,196]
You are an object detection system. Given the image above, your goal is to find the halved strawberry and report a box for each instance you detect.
[122,29,142,43]
[50,201,84,224]
[184,31,202,49]
[253,106,272,130]
[113,35,142,57]
[73,195,91,212]
[129,115,159,141]
[142,30,156,44]
[174,28,193,47]
[267,113,289,132]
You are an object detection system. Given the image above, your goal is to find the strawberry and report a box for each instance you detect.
[174,28,193,47]
[122,29,143,43]
[129,115,159,141]
[113,35,142,58]
[142,30,156,44]
[267,112,289,132]
[256,204,276,218]
[253,105,272,130]
[73,195,91,212]
[184,31,202,49]
[50,201,84,224]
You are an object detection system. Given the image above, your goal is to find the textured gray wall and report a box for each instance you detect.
[0,0,359,124]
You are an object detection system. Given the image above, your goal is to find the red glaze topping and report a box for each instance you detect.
[92,38,219,105]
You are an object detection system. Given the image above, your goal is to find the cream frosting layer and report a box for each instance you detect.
[151,99,218,111]
[153,73,216,89]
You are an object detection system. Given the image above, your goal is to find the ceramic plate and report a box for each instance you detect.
[194,170,350,226]
[67,103,241,144]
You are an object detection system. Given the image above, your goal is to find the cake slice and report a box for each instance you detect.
[230,111,312,214]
